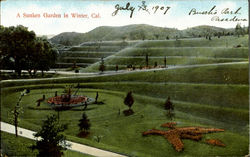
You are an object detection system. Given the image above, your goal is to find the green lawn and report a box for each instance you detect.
[1,63,248,88]
[104,56,245,66]
[60,51,115,58]
[84,57,247,72]
[115,47,248,58]
[136,36,248,48]
[1,87,248,157]
[57,41,132,70]
[83,36,248,72]
[1,131,92,157]
[82,63,249,84]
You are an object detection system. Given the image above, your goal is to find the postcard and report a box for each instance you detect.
[0,0,249,157]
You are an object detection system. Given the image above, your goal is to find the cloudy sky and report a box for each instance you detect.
[1,0,248,35]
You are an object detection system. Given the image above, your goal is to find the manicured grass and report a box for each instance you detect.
[1,88,248,156]
[82,63,249,85]
[79,40,138,47]
[1,131,90,157]
[60,51,115,58]
[136,36,248,48]
[1,63,248,88]
[60,57,100,64]
[69,46,123,52]
[57,41,133,69]
[104,56,245,66]
[0,72,62,81]
[1,131,38,156]
[78,82,249,109]
[115,47,248,58]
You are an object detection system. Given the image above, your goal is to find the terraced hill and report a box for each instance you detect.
[83,36,248,72]
[55,41,138,69]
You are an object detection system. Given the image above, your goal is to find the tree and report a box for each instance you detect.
[78,113,91,133]
[121,36,126,42]
[164,97,174,120]
[99,57,105,73]
[0,25,35,76]
[95,92,99,103]
[30,37,57,77]
[115,64,118,72]
[235,23,244,37]
[154,62,158,68]
[9,89,29,137]
[145,53,149,67]
[203,27,212,40]
[164,56,167,68]
[0,25,57,77]
[154,34,159,40]
[124,91,134,110]
[140,30,146,40]
[31,114,69,157]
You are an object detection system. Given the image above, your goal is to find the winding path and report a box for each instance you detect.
[0,121,127,157]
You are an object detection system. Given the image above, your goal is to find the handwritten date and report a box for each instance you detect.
[112,1,171,18]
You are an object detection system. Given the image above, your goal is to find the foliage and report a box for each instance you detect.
[93,135,103,143]
[235,23,245,37]
[0,25,57,77]
[164,97,174,120]
[31,114,69,157]
[164,97,174,111]
[99,57,105,72]
[1,131,38,156]
[145,53,149,67]
[78,113,91,132]
[124,91,134,110]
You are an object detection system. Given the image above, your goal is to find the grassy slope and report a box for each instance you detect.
[56,41,137,69]
[136,36,248,48]
[83,36,248,72]
[1,131,91,157]
[1,63,248,88]
[84,63,249,84]
[104,57,245,65]
[115,47,248,58]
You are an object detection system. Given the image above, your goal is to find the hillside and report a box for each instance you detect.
[50,32,84,46]
[50,24,237,46]
[181,25,229,37]
[50,24,180,46]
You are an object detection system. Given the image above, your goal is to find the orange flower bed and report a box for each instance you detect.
[206,139,226,147]
[161,122,177,128]
[142,122,225,152]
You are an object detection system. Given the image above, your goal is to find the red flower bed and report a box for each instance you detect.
[47,95,87,105]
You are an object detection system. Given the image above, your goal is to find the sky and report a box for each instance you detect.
[1,0,249,35]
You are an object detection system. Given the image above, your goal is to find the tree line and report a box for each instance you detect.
[0,25,57,77]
